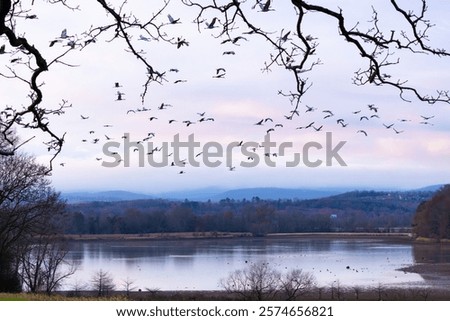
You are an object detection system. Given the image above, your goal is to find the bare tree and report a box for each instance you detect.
[220,262,281,300]
[279,268,316,300]
[68,279,88,297]
[0,1,449,162]
[0,146,66,292]
[91,269,116,297]
[122,277,137,297]
[374,282,386,300]
[19,235,78,294]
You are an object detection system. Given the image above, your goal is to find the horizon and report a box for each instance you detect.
[59,182,445,198]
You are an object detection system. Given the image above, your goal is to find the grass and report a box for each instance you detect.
[0,292,127,301]
[2,286,450,301]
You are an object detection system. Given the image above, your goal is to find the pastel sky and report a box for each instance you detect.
[1,0,449,194]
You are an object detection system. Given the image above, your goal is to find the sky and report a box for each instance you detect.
[1,0,449,194]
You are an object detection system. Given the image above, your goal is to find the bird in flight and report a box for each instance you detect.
[357,130,368,136]
[60,28,68,39]
[368,104,378,113]
[139,35,151,42]
[158,103,172,110]
[176,37,189,48]
[313,125,323,131]
[393,127,404,134]
[49,39,61,47]
[205,18,219,29]
[116,91,125,101]
[221,36,248,45]
[213,68,226,78]
[199,117,214,122]
[296,121,315,130]
[383,123,394,129]
[80,115,89,120]
[420,115,435,121]
[322,110,334,119]
[305,105,316,113]
[167,14,180,24]
[279,30,291,44]
[259,0,273,12]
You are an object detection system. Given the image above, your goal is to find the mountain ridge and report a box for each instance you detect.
[61,184,445,203]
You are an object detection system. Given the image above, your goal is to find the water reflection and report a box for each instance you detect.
[63,237,435,291]
[412,243,450,264]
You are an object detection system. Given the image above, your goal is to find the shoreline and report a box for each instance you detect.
[62,231,414,242]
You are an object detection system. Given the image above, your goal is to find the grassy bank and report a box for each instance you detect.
[2,285,450,301]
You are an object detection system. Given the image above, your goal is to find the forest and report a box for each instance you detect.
[413,185,450,240]
[64,190,433,236]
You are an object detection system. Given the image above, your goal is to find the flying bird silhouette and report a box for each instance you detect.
[167,14,180,24]
[205,17,219,29]
[368,104,378,112]
[259,0,274,12]
[357,130,368,136]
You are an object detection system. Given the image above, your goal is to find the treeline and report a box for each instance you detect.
[64,190,432,235]
[413,185,450,240]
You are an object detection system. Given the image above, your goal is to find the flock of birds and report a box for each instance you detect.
[72,80,220,173]
[47,1,436,172]
[252,103,435,139]
[67,76,436,172]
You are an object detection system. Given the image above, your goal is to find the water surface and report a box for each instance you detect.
[64,237,438,291]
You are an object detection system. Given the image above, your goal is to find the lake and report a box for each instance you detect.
[63,236,450,291]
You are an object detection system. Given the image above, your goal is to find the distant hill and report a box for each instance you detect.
[61,187,345,203]
[411,184,444,192]
[61,190,153,203]
[61,184,446,203]
[213,187,346,201]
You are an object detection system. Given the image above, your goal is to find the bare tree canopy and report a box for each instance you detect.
[0,149,66,292]
[0,0,449,168]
